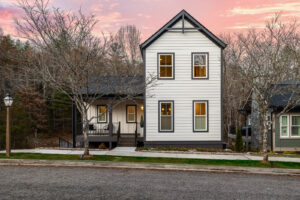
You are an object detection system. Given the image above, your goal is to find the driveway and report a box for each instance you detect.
[0,166,299,200]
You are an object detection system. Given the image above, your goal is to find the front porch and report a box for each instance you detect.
[75,122,144,146]
[73,99,144,148]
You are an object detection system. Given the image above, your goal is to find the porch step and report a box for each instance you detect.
[118,138,135,147]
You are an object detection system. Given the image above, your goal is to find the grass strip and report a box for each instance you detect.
[0,153,300,169]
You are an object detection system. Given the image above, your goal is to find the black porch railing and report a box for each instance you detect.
[85,122,120,136]
[75,121,143,147]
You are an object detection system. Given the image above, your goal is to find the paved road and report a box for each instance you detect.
[0,166,299,200]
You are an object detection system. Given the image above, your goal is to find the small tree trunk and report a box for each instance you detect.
[262,119,269,162]
[82,112,89,155]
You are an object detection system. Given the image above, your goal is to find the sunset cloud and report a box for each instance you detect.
[226,23,266,30]
[1,0,300,40]
[0,3,21,36]
[223,1,300,30]
[109,3,119,9]
[227,2,300,16]
[137,13,151,19]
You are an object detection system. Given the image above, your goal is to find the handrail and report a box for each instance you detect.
[58,137,73,148]
[117,121,121,144]
[135,122,138,146]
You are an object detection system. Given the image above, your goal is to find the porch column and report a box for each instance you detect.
[109,98,113,149]
[72,101,77,148]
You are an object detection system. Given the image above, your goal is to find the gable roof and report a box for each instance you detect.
[140,9,227,53]
[238,89,253,113]
[238,80,300,109]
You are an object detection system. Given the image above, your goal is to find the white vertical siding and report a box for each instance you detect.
[87,100,143,134]
[145,19,222,141]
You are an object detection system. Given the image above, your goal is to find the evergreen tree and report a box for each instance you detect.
[235,128,244,152]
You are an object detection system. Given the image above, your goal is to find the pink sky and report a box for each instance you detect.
[1,0,300,42]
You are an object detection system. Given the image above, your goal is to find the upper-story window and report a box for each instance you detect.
[192,53,208,79]
[158,53,174,79]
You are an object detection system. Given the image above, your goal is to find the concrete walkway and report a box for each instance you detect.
[0,159,300,176]
[1,147,300,163]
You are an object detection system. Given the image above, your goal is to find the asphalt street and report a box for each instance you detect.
[0,166,299,200]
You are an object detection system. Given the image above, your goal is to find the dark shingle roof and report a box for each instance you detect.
[80,76,144,96]
[270,80,300,107]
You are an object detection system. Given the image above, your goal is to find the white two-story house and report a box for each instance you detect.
[140,10,226,148]
[72,10,226,148]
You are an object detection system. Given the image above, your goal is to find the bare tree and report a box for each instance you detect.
[220,33,251,143]
[15,0,155,155]
[235,15,300,161]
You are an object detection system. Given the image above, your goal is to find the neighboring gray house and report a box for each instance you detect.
[241,81,300,152]
[269,81,300,152]
[72,10,227,148]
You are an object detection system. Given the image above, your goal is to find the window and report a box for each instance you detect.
[192,53,208,79]
[159,101,173,132]
[280,114,300,138]
[97,105,107,123]
[127,105,136,123]
[158,53,174,79]
[280,115,288,137]
[291,116,300,137]
[194,101,208,131]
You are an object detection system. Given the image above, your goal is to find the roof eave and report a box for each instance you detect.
[140,9,227,54]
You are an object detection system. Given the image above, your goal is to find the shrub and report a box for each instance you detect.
[283,151,297,155]
[196,148,204,152]
[98,143,107,149]
[177,147,189,152]
[140,115,144,127]
[235,128,244,152]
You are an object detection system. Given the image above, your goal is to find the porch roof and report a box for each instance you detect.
[81,75,144,96]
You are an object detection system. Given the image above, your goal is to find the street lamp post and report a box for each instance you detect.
[4,94,13,157]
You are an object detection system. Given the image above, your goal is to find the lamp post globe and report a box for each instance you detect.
[4,94,13,107]
[4,94,13,157]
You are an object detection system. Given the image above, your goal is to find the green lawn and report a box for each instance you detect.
[0,153,300,169]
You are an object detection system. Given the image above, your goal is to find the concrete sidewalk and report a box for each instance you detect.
[1,147,300,163]
[0,158,300,176]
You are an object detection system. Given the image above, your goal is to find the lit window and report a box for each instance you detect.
[159,54,174,78]
[159,101,173,131]
[98,105,107,123]
[194,101,207,131]
[192,53,208,78]
[127,105,136,123]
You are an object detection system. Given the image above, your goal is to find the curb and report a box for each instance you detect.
[2,149,300,163]
[0,159,300,176]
